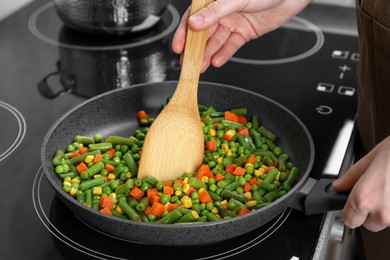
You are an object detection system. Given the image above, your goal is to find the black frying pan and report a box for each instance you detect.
[41,81,347,245]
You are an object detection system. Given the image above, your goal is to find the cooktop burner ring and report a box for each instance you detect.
[28,2,179,51]
[33,166,292,259]
[229,16,324,65]
[0,101,26,162]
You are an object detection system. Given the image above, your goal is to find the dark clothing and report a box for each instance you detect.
[355,0,390,259]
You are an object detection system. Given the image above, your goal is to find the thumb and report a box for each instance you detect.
[188,0,246,30]
[332,149,378,192]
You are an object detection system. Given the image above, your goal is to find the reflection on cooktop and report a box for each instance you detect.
[0,101,26,162]
[28,2,180,51]
[231,16,324,65]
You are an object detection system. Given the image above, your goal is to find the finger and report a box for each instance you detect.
[188,0,248,30]
[172,8,191,54]
[332,148,379,192]
[341,190,370,229]
[210,31,247,68]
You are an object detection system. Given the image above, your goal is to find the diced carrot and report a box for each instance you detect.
[163,186,174,195]
[238,207,250,216]
[264,166,276,173]
[149,193,161,204]
[79,146,88,155]
[185,186,195,195]
[174,179,184,187]
[238,128,249,136]
[144,206,152,216]
[225,164,237,174]
[201,115,211,122]
[150,202,166,217]
[104,176,109,183]
[214,173,225,182]
[245,154,256,165]
[100,207,113,216]
[198,164,210,176]
[163,180,173,187]
[105,149,116,159]
[198,189,213,204]
[205,140,217,151]
[147,188,159,199]
[212,123,219,129]
[100,196,115,209]
[249,177,258,186]
[76,162,88,173]
[224,111,239,122]
[93,153,103,164]
[129,186,145,200]
[105,163,115,173]
[167,203,181,212]
[243,182,252,193]
[232,166,246,176]
[237,115,247,125]
[137,110,148,120]
[70,151,81,158]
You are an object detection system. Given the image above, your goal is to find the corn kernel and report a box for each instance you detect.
[84,155,94,163]
[221,143,229,152]
[225,129,236,138]
[275,172,281,181]
[245,163,254,168]
[115,205,124,214]
[198,188,206,194]
[201,176,209,183]
[254,168,265,177]
[220,200,228,206]
[63,181,71,187]
[107,173,116,180]
[217,157,224,164]
[182,183,190,193]
[175,190,182,197]
[226,150,233,157]
[211,207,219,214]
[71,177,81,184]
[70,187,78,196]
[181,196,192,208]
[109,192,117,200]
[246,200,257,207]
[126,172,132,179]
[244,192,252,200]
[93,186,103,195]
[94,174,102,179]
[208,128,216,137]
[191,210,200,219]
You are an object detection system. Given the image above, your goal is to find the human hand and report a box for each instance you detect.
[172,0,312,72]
[332,136,390,232]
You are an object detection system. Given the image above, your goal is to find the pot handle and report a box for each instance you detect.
[38,61,75,99]
[304,178,349,215]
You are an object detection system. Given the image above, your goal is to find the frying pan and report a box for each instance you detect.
[41,81,348,245]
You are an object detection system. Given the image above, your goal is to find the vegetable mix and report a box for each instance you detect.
[51,105,299,224]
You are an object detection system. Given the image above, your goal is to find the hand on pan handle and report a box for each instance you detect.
[332,136,390,232]
[172,0,312,73]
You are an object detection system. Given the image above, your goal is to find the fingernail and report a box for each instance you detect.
[189,14,204,26]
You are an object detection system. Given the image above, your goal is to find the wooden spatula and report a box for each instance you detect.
[137,0,213,181]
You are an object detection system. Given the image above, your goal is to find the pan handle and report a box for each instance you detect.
[304,178,349,215]
[38,61,75,99]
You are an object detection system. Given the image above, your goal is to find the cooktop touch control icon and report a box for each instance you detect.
[338,86,355,96]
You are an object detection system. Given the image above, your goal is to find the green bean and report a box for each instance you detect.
[189,177,208,189]
[224,181,241,191]
[250,129,262,148]
[252,115,259,130]
[155,209,182,224]
[221,120,245,129]
[208,190,221,201]
[84,189,92,208]
[144,176,158,186]
[262,191,279,203]
[88,143,113,152]
[136,197,150,212]
[79,177,105,191]
[258,126,276,141]
[85,161,104,177]
[74,135,95,144]
[252,149,274,158]
[70,150,100,164]
[263,168,279,184]
[221,190,247,204]
[123,152,138,176]
[175,213,196,223]
[111,209,128,220]
[258,182,276,191]
[52,150,65,165]
[282,167,299,191]
[105,135,135,146]
[75,190,85,203]
[230,108,247,116]
[119,201,140,221]
[204,212,219,222]
[235,133,250,150]
[115,179,134,194]
[278,154,288,172]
